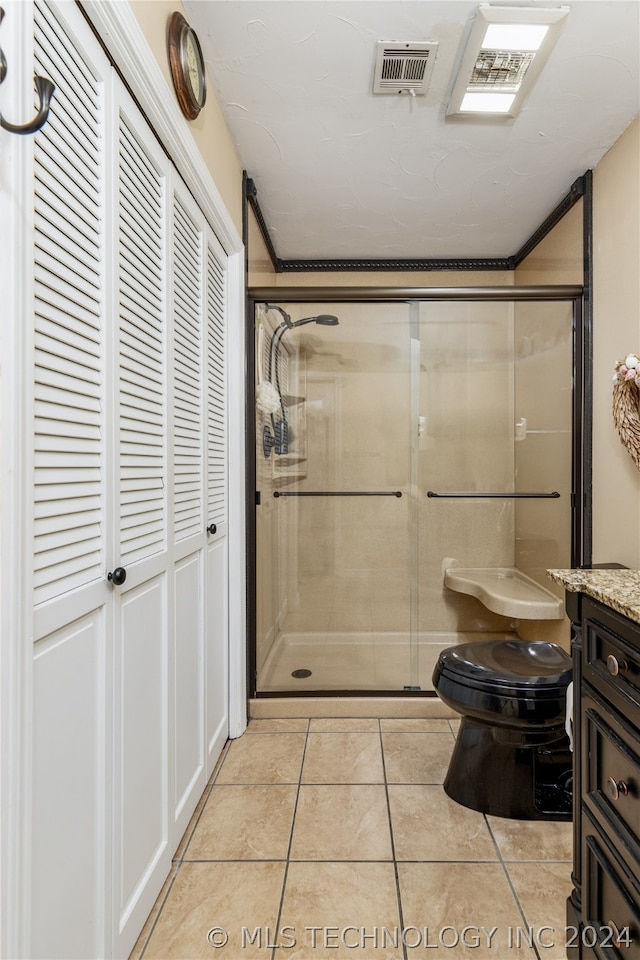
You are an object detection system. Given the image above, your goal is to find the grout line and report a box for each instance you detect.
[379,720,409,960]
[137,863,182,960]
[269,723,310,960]
[176,738,233,863]
[483,816,543,960]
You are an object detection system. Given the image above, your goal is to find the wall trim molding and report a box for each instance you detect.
[244,172,587,274]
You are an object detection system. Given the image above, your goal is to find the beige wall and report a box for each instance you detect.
[130,0,243,236]
[515,201,584,286]
[592,118,640,567]
[249,206,277,281]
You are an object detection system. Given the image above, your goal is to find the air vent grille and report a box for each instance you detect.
[470,50,536,89]
[373,41,438,94]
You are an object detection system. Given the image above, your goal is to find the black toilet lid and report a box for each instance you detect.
[437,639,572,689]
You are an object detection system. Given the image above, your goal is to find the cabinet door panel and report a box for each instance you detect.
[32,614,106,960]
[206,537,229,770]
[115,575,170,948]
[174,551,205,825]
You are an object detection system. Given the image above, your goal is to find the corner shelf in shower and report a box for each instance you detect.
[271,456,307,480]
[444,567,564,620]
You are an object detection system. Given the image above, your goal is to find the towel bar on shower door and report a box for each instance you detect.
[426,491,560,498]
[273,490,403,498]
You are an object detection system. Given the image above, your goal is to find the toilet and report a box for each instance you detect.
[432,638,573,820]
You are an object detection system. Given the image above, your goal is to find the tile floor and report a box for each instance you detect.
[131,718,573,960]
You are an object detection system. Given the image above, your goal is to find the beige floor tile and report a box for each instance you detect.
[382,731,454,783]
[143,861,286,959]
[185,784,297,860]
[449,719,461,736]
[246,718,309,733]
[279,861,403,958]
[302,731,384,783]
[290,784,392,860]
[507,861,574,960]
[397,862,537,958]
[216,732,306,783]
[310,718,379,731]
[388,785,498,861]
[380,719,452,732]
[128,863,178,960]
[173,782,214,861]
[486,816,573,861]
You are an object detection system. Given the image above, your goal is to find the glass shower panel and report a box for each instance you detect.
[253,294,575,696]
[415,299,574,685]
[255,301,416,692]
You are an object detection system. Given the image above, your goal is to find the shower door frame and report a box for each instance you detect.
[247,285,588,699]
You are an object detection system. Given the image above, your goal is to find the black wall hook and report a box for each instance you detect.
[0,7,55,135]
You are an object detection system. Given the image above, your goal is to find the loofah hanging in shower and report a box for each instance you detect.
[612,353,640,471]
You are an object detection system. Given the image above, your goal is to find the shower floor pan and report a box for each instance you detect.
[257,630,517,693]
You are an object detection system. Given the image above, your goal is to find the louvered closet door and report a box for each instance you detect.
[24,3,231,957]
[30,4,110,958]
[170,185,208,839]
[205,234,229,772]
[112,90,172,959]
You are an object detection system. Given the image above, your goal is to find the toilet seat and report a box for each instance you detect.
[433,638,573,730]
[436,639,572,693]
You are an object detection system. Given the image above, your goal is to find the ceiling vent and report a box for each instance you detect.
[373,41,438,95]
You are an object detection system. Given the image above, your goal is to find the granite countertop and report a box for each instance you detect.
[547,569,640,625]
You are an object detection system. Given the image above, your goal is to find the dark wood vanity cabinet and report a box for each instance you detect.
[569,592,640,958]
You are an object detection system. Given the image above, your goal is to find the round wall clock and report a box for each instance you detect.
[167,12,207,121]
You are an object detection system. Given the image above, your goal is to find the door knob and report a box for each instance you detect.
[207,523,217,535]
[108,567,127,586]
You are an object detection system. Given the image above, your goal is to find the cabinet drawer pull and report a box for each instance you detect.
[606,921,631,947]
[606,776,629,801]
[607,654,628,676]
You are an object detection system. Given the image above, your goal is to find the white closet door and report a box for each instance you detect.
[205,237,229,771]
[170,186,207,840]
[20,3,232,957]
[111,94,172,959]
[30,3,110,957]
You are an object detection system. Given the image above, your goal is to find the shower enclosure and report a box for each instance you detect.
[250,288,585,696]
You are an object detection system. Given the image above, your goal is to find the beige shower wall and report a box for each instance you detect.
[417,300,519,635]
[513,203,583,647]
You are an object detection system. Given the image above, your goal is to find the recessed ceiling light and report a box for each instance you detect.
[460,92,516,113]
[482,24,549,53]
[447,4,569,119]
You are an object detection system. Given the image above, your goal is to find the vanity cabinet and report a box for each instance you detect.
[569,592,640,958]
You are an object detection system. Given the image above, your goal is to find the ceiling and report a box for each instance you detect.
[183,1,640,262]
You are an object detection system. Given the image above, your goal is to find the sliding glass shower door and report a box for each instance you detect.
[252,292,578,696]
[254,301,417,692]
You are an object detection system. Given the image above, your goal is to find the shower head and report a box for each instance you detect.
[264,310,340,458]
[292,314,340,328]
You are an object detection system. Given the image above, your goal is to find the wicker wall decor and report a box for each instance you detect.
[613,354,640,471]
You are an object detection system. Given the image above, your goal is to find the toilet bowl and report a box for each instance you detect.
[432,638,573,821]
